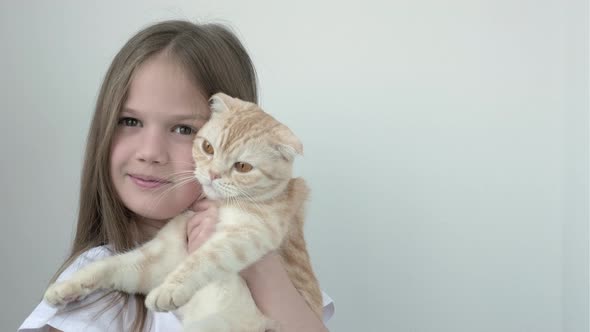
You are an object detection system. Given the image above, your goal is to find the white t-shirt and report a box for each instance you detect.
[19,246,335,332]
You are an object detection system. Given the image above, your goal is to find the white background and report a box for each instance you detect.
[0,1,588,331]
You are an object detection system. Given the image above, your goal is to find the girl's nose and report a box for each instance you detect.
[136,129,168,164]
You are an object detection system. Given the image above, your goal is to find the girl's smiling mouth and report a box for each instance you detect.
[128,174,171,189]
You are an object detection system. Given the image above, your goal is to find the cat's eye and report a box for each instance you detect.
[202,140,214,155]
[234,162,253,173]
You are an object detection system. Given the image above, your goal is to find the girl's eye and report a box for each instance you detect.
[118,117,140,127]
[174,125,196,135]
[202,140,214,155]
[234,162,253,173]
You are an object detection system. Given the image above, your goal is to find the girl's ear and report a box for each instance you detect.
[209,92,234,114]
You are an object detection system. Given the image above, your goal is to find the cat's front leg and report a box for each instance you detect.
[144,240,227,312]
[146,216,282,312]
[44,258,113,307]
[45,212,192,307]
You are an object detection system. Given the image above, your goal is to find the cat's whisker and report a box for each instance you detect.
[146,180,196,215]
[229,195,238,210]
[234,185,261,204]
[194,171,208,180]
[234,187,266,217]
[145,179,195,212]
[162,160,197,166]
[230,195,248,220]
[159,171,197,183]
[143,177,199,215]
[236,194,267,228]
[132,164,196,177]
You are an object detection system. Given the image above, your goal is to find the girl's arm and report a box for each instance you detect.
[240,252,329,332]
[187,201,329,330]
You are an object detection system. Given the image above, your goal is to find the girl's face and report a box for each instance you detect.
[110,52,210,224]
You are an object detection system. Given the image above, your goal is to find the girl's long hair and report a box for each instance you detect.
[50,20,258,331]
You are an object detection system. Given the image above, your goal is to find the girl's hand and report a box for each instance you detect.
[186,199,218,253]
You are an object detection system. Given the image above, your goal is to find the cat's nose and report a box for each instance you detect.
[209,171,220,180]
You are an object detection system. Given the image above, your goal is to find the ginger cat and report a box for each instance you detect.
[44,93,322,331]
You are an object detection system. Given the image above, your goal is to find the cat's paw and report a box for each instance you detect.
[44,280,97,307]
[145,282,193,312]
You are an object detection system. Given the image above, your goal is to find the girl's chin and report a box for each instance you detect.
[130,204,183,222]
[135,211,175,222]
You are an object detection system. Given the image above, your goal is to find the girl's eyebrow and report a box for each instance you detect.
[121,107,208,121]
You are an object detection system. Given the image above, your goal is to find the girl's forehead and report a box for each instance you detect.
[124,52,210,121]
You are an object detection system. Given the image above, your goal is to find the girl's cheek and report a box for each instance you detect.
[174,143,197,170]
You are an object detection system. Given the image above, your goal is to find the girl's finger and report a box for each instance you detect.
[187,221,202,238]
[188,228,207,253]
[187,215,212,234]
[190,199,216,212]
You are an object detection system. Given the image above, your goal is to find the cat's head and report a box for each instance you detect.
[192,93,302,201]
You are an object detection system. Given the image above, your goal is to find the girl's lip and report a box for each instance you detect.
[129,174,170,189]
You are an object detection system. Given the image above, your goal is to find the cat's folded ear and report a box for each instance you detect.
[209,93,234,114]
[275,125,303,161]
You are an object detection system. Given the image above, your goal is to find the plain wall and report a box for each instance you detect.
[1,1,588,331]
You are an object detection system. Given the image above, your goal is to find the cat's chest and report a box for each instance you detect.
[218,206,253,226]
[218,205,276,227]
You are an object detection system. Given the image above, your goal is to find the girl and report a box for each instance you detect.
[19,20,334,332]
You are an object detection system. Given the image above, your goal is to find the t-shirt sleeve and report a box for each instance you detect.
[18,247,137,332]
[321,290,335,323]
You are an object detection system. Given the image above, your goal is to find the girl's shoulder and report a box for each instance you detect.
[58,245,113,279]
[18,245,182,332]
